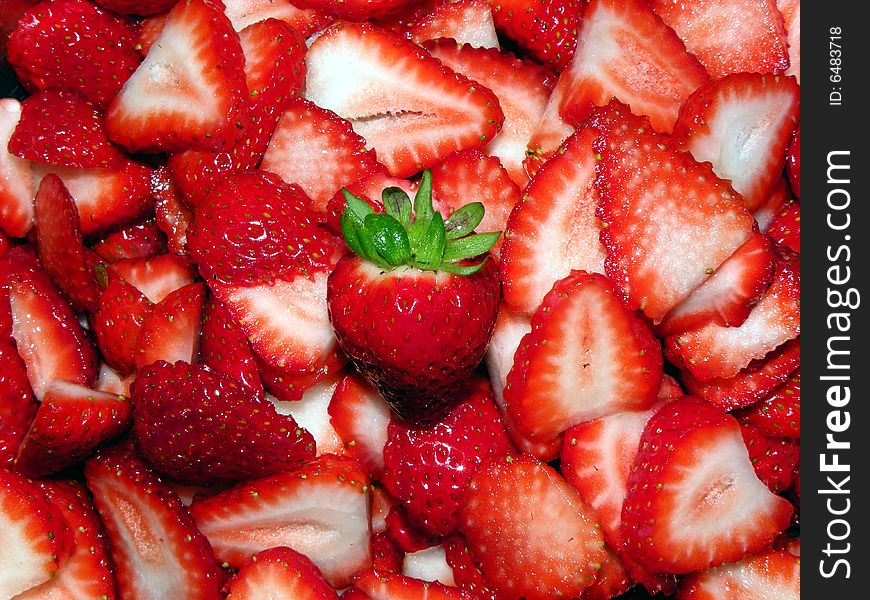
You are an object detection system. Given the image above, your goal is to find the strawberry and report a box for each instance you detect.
[403,545,456,585]
[583,546,636,600]
[1,245,40,341]
[504,270,663,451]
[442,533,502,600]
[352,569,471,599]
[382,375,513,536]
[83,442,224,599]
[9,88,127,169]
[134,281,206,369]
[649,0,790,79]
[486,0,582,71]
[105,0,248,153]
[408,0,499,49]
[325,171,418,234]
[131,360,316,485]
[423,39,557,188]
[7,0,141,108]
[0,339,37,469]
[0,98,35,238]
[256,346,346,402]
[673,72,800,212]
[786,123,800,198]
[14,380,133,479]
[778,0,800,82]
[222,0,335,37]
[756,178,795,235]
[260,97,385,213]
[499,127,605,315]
[737,368,800,438]
[32,173,102,313]
[739,421,799,494]
[16,480,117,600]
[90,266,154,374]
[327,172,501,422]
[328,371,393,478]
[621,397,793,573]
[304,21,504,178]
[269,375,346,457]
[111,252,197,305]
[92,219,168,263]
[93,0,177,16]
[676,547,800,599]
[370,530,403,573]
[589,100,757,323]
[224,546,340,599]
[290,0,418,21]
[152,166,194,255]
[200,294,265,398]
[384,504,443,554]
[767,200,800,253]
[189,454,372,587]
[0,468,74,598]
[458,454,606,600]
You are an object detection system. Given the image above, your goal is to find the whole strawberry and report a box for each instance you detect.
[327,171,501,422]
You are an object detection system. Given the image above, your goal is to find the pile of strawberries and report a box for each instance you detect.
[1,0,800,598]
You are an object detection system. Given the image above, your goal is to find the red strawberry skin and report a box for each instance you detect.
[327,255,500,423]
[0,339,37,469]
[223,546,340,599]
[737,368,800,439]
[487,0,583,71]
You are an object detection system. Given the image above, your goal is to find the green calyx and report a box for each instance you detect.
[339,170,500,275]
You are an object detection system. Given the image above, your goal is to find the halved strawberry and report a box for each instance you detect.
[402,544,456,585]
[409,0,499,49]
[0,468,74,599]
[673,72,800,212]
[499,127,605,315]
[786,123,800,198]
[269,375,346,457]
[458,454,606,600]
[290,0,418,21]
[504,270,663,451]
[90,266,154,374]
[260,97,385,213]
[7,0,141,108]
[222,0,335,36]
[132,360,316,485]
[304,21,504,178]
[224,546,340,599]
[152,166,194,255]
[110,252,198,304]
[737,368,800,438]
[134,281,206,369]
[589,100,757,322]
[767,200,800,253]
[83,442,224,599]
[486,0,582,71]
[353,569,471,599]
[423,39,556,188]
[621,397,793,573]
[105,0,248,153]
[677,547,800,599]
[92,219,168,262]
[14,380,132,479]
[649,0,790,79]
[739,421,799,494]
[0,340,37,469]
[190,454,372,587]
[329,371,393,478]
[1,246,40,341]
[257,346,346,402]
[200,294,265,398]
[778,0,800,82]
[0,98,35,238]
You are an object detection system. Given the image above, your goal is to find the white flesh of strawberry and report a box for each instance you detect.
[223,0,315,32]
[413,0,500,49]
[0,98,34,238]
[403,545,456,586]
[269,376,344,456]
[111,254,196,305]
[328,375,391,477]
[0,504,54,598]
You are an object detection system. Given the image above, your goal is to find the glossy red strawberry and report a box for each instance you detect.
[487,0,583,71]
[677,547,800,599]
[223,546,340,599]
[0,98,35,238]
[92,219,168,263]
[0,339,37,469]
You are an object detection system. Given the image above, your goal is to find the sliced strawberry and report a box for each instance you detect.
[384,504,443,554]
[324,171,416,234]
[200,294,265,397]
[1,246,41,341]
[16,480,117,600]
[94,361,136,398]
[0,340,37,469]
[778,0,800,82]
[582,545,635,600]
[7,0,141,108]
[649,0,790,79]
[260,97,385,212]
[14,380,132,479]
[132,10,168,56]
[134,281,206,369]
[786,123,800,198]
[504,270,663,450]
[737,368,800,438]
[656,232,777,336]
[442,534,501,600]
[132,360,315,485]
[33,173,102,313]
[621,397,793,573]
[0,98,35,238]
[767,200,800,253]
[673,72,800,212]
[329,371,392,478]
[499,127,605,315]
[402,545,456,585]
[224,546,340,599]
[105,0,248,153]
[110,252,198,304]
[222,0,335,36]
[94,0,177,16]
[9,88,127,169]
[269,375,345,457]
[257,346,346,402]
[409,0,499,49]
[423,39,556,188]
[290,0,418,21]
[754,178,792,233]
[152,166,194,255]
[487,0,582,71]
[190,454,372,587]
[739,421,799,494]
[353,569,470,600]
[0,469,74,599]
[304,21,504,178]
[92,219,168,262]
[458,454,605,600]
[83,442,224,599]
[589,100,757,322]
[370,531,403,573]
[677,547,800,599]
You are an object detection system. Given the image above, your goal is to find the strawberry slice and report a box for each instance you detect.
[224,546,340,599]
[352,569,471,599]
[14,380,133,479]
[92,219,168,262]
[200,294,265,398]
[105,0,248,153]
[290,0,418,21]
[402,544,456,585]
[500,127,605,315]
[222,0,335,36]
[767,200,800,253]
[442,533,501,599]
[754,177,793,234]
[649,0,790,79]
[504,270,663,450]
[83,442,224,599]
[7,0,141,108]
[0,340,37,469]
[778,0,800,82]
[1,246,40,341]
[621,397,793,573]
[134,281,206,369]
[673,72,800,212]
[328,371,392,478]
[0,469,74,598]
[737,368,800,438]
[739,421,799,494]
[152,166,194,255]
[487,0,582,71]
[304,21,504,178]
[110,252,197,304]
[423,39,556,188]
[132,360,316,485]
[256,346,346,402]
[0,98,35,238]
[589,100,757,322]
[269,375,345,457]
[16,480,117,600]
[384,504,443,554]
[260,97,385,213]
[190,454,372,587]
[409,0,499,49]
[93,0,177,16]
[677,547,800,598]
[33,173,102,313]
[786,123,800,197]
[458,454,605,600]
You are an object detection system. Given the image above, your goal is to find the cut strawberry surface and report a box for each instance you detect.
[269,375,345,457]
[152,166,194,256]
[676,547,800,599]
[778,0,800,83]
[673,72,800,212]
[590,100,757,322]
[304,21,503,178]
[0,340,37,469]
[111,252,197,305]
[329,371,392,479]
[0,98,34,238]
[224,546,340,600]
[767,200,800,253]
[134,281,205,369]
[408,0,499,49]
[402,545,455,585]
[353,569,472,600]
[190,454,372,587]
[621,397,793,574]
[222,0,335,36]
